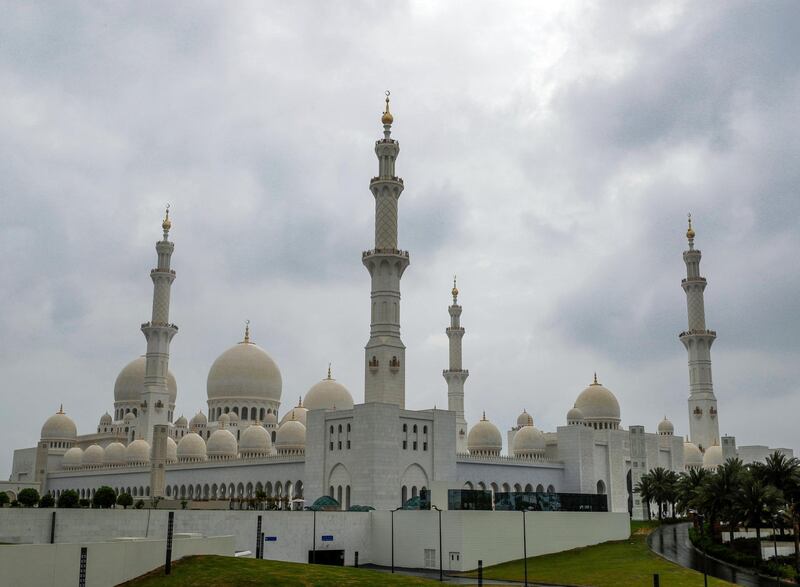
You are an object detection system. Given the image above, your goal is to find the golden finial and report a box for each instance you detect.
[58,404,64,414]
[162,203,172,232]
[243,320,251,343]
[592,372,599,385]
[686,213,695,240]
[482,410,487,421]
[451,274,459,302]
[381,90,394,125]
[327,362,332,379]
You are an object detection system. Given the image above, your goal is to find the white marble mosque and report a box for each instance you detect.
[6,95,793,518]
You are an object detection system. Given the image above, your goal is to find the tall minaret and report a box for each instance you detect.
[363,92,410,407]
[443,277,469,453]
[679,214,719,451]
[139,206,179,445]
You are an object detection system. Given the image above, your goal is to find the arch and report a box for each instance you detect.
[246,482,253,497]
[463,481,474,490]
[477,481,486,491]
[219,484,227,498]
[502,482,511,493]
[295,480,303,499]
[275,481,282,498]
[345,485,351,510]
[265,481,273,498]
[232,407,239,416]
[228,483,235,498]
[401,463,429,495]
[211,484,218,499]
[596,480,606,495]
[237,483,244,498]
[203,484,209,500]
[132,487,138,497]
[514,483,522,492]
[328,463,352,506]
[547,484,555,494]
[402,485,408,504]
[490,482,499,494]
[260,408,265,421]
[524,483,533,493]
[166,486,172,497]
[536,484,544,493]
[411,486,418,499]
[242,407,249,420]
[188,486,193,499]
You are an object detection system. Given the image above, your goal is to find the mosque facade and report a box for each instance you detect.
[6,97,793,517]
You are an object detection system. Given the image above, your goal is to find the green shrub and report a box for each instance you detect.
[116,493,133,509]
[92,486,117,509]
[78,498,90,508]
[39,494,55,508]
[17,488,40,507]
[134,500,145,510]
[57,490,79,508]
[0,492,9,507]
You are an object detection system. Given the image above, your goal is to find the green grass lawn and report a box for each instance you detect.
[121,555,443,586]
[461,521,736,587]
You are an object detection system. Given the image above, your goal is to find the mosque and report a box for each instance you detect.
[6,96,792,518]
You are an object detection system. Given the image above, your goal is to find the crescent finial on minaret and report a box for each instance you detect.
[451,274,459,303]
[381,90,393,125]
[686,212,695,248]
[162,203,172,236]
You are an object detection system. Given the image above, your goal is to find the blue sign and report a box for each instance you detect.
[321,535,334,542]
[264,536,277,542]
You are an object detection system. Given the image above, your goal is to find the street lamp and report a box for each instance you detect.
[522,506,533,587]
[311,509,316,565]
[390,506,402,574]
[690,509,708,587]
[432,505,444,582]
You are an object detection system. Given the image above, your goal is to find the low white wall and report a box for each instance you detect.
[0,535,234,587]
[0,509,629,572]
[370,510,631,571]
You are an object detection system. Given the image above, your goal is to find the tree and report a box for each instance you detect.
[0,492,9,507]
[735,474,782,560]
[57,490,79,508]
[92,486,117,509]
[17,488,40,507]
[39,493,55,508]
[634,474,655,520]
[116,493,133,509]
[676,468,708,515]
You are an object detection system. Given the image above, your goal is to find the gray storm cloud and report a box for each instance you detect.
[1,1,798,473]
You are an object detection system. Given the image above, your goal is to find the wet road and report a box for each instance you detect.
[648,522,783,587]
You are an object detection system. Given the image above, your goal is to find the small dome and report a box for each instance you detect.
[62,446,83,469]
[189,411,207,429]
[177,432,207,462]
[280,400,308,426]
[123,412,136,424]
[207,429,238,459]
[516,410,534,429]
[83,444,104,467]
[265,411,278,425]
[103,442,126,466]
[126,439,150,465]
[467,413,502,456]
[303,371,354,411]
[658,417,674,435]
[566,407,584,423]
[573,376,621,426]
[240,425,271,456]
[228,411,240,424]
[513,425,546,457]
[206,340,282,402]
[276,419,306,453]
[174,415,188,428]
[166,436,177,463]
[41,407,77,441]
[114,356,177,405]
[684,441,703,468]
[703,444,724,469]
[99,412,112,426]
[218,413,231,427]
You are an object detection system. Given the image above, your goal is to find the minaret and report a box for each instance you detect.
[363,91,410,407]
[443,277,469,453]
[679,214,719,451]
[139,206,179,445]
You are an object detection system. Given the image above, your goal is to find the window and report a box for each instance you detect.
[423,442,428,451]
[424,549,437,568]
[338,441,342,450]
[402,440,407,450]
[413,441,418,450]
[330,442,334,451]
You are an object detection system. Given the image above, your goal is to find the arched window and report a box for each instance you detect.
[401,486,407,505]
[547,485,555,494]
[346,486,351,510]
[232,407,239,416]
[536,484,544,493]
[337,485,343,506]
[596,480,606,495]
[524,483,533,492]
[260,408,265,421]
[329,486,334,498]
[242,407,249,420]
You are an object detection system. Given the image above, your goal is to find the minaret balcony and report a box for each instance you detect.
[681,277,706,284]
[679,329,716,338]
[141,321,179,331]
[362,248,410,259]
[151,268,177,275]
[370,176,403,186]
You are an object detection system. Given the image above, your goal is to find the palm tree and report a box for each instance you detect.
[696,465,742,541]
[677,468,708,515]
[735,474,783,561]
[634,474,655,520]
[717,459,746,542]
[755,452,799,536]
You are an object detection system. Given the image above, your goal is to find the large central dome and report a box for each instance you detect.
[114,356,177,404]
[207,340,282,402]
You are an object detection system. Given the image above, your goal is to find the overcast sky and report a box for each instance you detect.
[2,1,799,475]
